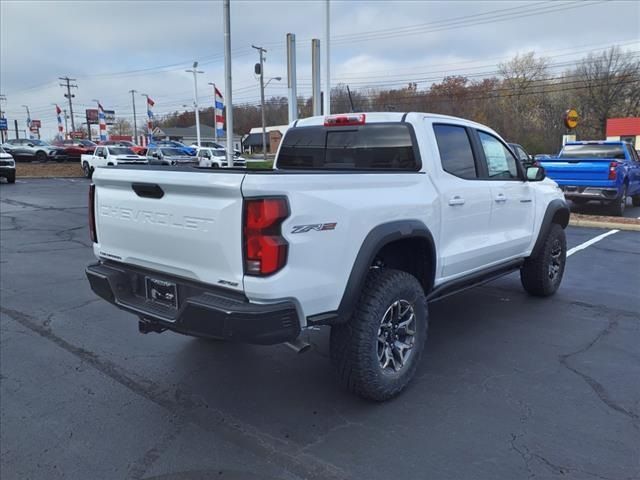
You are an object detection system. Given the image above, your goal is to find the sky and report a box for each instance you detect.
[1,0,639,140]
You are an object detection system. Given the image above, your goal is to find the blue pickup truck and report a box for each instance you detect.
[539,141,640,216]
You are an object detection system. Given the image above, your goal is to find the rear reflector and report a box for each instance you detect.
[608,161,618,180]
[89,183,97,243]
[243,198,289,276]
[324,113,366,127]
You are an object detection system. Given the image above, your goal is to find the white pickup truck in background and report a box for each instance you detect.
[81,145,147,178]
[85,112,569,400]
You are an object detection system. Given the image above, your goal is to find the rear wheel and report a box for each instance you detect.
[330,269,428,401]
[521,223,566,297]
[608,185,627,217]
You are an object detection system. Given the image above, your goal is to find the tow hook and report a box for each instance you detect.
[138,318,167,334]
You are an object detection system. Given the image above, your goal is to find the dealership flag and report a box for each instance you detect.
[214,86,224,137]
[146,96,155,141]
[98,102,108,141]
[55,105,64,139]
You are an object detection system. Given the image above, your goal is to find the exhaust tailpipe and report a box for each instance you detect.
[284,337,311,354]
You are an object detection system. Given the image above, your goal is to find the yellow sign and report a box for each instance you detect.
[564,109,579,129]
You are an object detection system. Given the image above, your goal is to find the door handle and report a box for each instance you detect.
[494,194,507,203]
[448,196,465,206]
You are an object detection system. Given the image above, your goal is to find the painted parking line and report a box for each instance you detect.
[567,229,619,257]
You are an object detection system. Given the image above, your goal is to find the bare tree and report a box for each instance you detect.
[573,47,640,138]
[111,117,133,136]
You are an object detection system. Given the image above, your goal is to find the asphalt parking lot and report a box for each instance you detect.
[1,178,639,480]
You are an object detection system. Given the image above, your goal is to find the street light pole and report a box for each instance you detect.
[223,0,234,168]
[252,45,268,160]
[186,62,204,147]
[129,89,138,144]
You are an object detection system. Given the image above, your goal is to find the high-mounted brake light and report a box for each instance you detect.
[608,161,618,180]
[243,198,289,276]
[88,184,97,243]
[324,113,366,127]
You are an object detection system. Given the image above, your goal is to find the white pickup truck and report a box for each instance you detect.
[81,145,147,178]
[85,112,569,400]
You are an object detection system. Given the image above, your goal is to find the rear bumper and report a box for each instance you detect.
[85,261,300,345]
[560,185,620,200]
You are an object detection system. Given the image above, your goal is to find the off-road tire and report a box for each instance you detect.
[82,161,93,179]
[521,223,566,297]
[608,185,627,217]
[6,172,16,184]
[330,268,428,401]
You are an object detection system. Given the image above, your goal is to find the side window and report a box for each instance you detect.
[433,124,477,179]
[95,147,104,156]
[477,131,519,180]
[516,146,529,162]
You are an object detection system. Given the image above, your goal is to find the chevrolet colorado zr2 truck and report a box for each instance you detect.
[85,112,569,401]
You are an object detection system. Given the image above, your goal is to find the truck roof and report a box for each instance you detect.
[293,112,493,131]
[564,140,629,146]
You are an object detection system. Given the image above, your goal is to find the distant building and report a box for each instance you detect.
[243,124,289,154]
[606,117,640,148]
[154,124,242,151]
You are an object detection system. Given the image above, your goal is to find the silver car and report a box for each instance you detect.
[1,138,66,162]
[147,147,199,166]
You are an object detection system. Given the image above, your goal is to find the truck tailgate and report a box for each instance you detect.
[92,167,246,291]
[540,158,613,186]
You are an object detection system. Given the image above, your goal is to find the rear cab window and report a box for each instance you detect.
[433,124,478,179]
[560,144,626,159]
[277,123,421,171]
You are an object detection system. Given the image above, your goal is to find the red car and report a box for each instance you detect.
[54,139,97,159]
[98,140,146,156]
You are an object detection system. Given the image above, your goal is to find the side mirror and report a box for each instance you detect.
[526,166,545,182]
[27,143,34,147]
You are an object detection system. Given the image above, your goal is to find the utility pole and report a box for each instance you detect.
[0,94,6,143]
[63,109,69,138]
[59,77,78,132]
[129,89,138,144]
[324,0,331,116]
[252,44,267,160]
[22,105,31,139]
[186,62,204,147]
[223,0,234,167]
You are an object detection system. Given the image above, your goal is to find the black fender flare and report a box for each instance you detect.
[334,220,436,323]
[530,199,570,258]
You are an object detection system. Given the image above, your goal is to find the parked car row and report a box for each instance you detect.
[1,139,67,162]
[80,145,247,178]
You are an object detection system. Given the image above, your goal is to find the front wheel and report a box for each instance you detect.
[35,150,48,163]
[632,195,640,207]
[521,223,566,297]
[82,161,93,179]
[330,269,428,401]
[6,171,16,184]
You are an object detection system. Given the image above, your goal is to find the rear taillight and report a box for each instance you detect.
[243,198,289,276]
[89,184,97,243]
[324,113,366,127]
[608,161,618,180]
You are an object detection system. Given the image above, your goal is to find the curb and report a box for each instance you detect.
[569,218,640,232]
